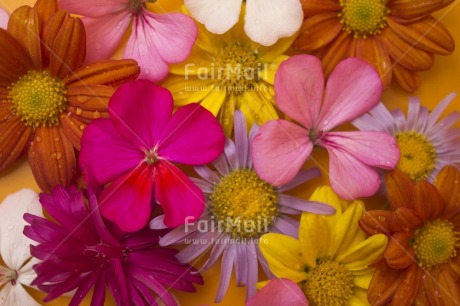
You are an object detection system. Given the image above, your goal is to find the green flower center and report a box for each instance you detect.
[340,0,389,38]
[413,220,459,269]
[303,258,354,306]
[209,169,279,239]
[213,44,261,95]
[395,132,436,181]
[0,265,18,287]
[9,70,67,127]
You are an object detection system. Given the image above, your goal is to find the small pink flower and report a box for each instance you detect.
[79,80,225,232]
[60,0,197,81]
[252,55,400,200]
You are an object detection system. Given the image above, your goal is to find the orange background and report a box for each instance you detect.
[1,0,460,305]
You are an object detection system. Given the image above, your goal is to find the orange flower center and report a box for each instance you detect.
[9,70,67,127]
[339,0,389,38]
[413,220,459,269]
[302,258,353,305]
[209,169,279,239]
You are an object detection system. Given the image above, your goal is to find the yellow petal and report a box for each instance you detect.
[256,280,270,290]
[332,202,367,256]
[201,87,227,116]
[258,55,288,84]
[337,234,388,268]
[348,288,370,305]
[309,185,345,216]
[299,213,330,266]
[162,75,214,106]
[353,272,373,289]
[169,47,214,76]
[240,88,278,127]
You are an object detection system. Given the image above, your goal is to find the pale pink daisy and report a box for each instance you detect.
[60,0,197,81]
[251,55,400,200]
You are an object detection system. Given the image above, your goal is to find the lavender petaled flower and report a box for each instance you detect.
[156,111,335,303]
[23,186,203,306]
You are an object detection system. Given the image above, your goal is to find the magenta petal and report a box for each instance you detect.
[318,57,382,131]
[274,55,323,129]
[252,120,312,186]
[108,80,174,149]
[158,103,225,165]
[154,161,205,228]
[99,163,155,232]
[247,278,309,306]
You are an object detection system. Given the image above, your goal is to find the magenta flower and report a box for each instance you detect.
[79,80,225,232]
[252,55,400,200]
[23,186,203,306]
[60,0,197,81]
[247,279,309,306]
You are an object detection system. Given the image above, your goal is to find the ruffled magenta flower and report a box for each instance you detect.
[79,80,225,232]
[157,111,334,302]
[23,186,203,306]
[60,0,197,81]
[252,55,400,200]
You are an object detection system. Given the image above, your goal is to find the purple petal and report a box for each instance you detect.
[215,245,236,303]
[234,110,250,167]
[279,195,335,215]
[272,216,299,239]
[194,165,220,184]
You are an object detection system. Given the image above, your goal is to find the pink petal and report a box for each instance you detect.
[0,7,9,29]
[247,278,309,306]
[81,12,131,63]
[79,118,144,186]
[109,80,173,149]
[318,57,382,131]
[274,55,323,129]
[99,163,155,232]
[252,120,312,186]
[319,131,399,169]
[60,0,128,17]
[154,161,205,228]
[158,103,225,165]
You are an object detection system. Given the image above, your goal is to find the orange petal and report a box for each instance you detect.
[413,180,444,220]
[368,261,406,306]
[302,0,342,16]
[386,170,415,210]
[387,17,454,55]
[7,6,42,69]
[66,84,114,117]
[43,11,85,79]
[321,31,353,77]
[436,268,460,305]
[392,62,420,92]
[59,114,87,150]
[294,13,342,51]
[28,126,76,193]
[359,210,393,235]
[0,29,33,82]
[0,116,32,172]
[391,207,424,231]
[63,59,140,87]
[384,231,415,269]
[391,262,422,306]
[34,0,59,28]
[379,27,433,71]
[434,166,460,219]
[389,0,454,21]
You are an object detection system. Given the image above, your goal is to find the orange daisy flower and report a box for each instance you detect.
[0,0,139,192]
[359,166,460,305]
[295,0,455,92]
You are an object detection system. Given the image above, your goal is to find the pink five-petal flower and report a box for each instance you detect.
[79,80,225,232]
[60,0,197,82]
[252,55,400,200]
[246,278,309,306]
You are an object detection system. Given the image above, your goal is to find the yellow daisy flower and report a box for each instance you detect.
[259,186,388,305]
[162,6,294,135]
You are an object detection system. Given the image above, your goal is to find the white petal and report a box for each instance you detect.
[184,0,243,34]
[0,283,40,306]
[18,257,40,287]
[0,7,8,29]
[0,189,43,269]
[245,0,303,46]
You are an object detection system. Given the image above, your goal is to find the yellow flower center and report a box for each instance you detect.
[209,169,279,239]
[303,258,354,306]
[9,71,67,127]
[395,132,436,181]
[339,0,389,38]
[213,44,261,95]
[413,220,459,269]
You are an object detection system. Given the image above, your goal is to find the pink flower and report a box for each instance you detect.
[60,0,197,82]
[79,80,225,232]
[247,278,309,306]
[252,55,400,200]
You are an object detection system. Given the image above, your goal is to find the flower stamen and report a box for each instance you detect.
[339,0,389,38]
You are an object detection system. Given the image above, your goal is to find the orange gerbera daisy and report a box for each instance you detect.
[359,166,460,305]
[295,0,455,92]
[0,0,139,192]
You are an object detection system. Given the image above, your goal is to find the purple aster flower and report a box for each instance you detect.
[155,111,335,302]
[353,93,460,181]
[23,186,203,306]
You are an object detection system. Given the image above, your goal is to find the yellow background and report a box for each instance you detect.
[1,0,460,305]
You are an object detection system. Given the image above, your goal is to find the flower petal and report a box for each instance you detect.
[383,231,414,269]
[434,166,460,218]
[392,62,420,93]
[385,170,415,210]
[299,213,329,267]
[0,7,8,29]
[318,57,382,131]
[301,0,341,16]
[158,103,225,165]
[413,180,444,220]
[338,234,388,268]
[368,261,405,305]
[274,55,323,129]
[245,0,303,46]
[389,0,453,20]
[0,116,32,173]
[154,161,205,228]
[294,13,342,51]
[252,119,312,186]
[0,29,33,82]
[34,0,59,27]
[0,189,43,269]
[247,278,308,306]
[0,282,40,306]
[60,0,128,17]
[359,210,393,236]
